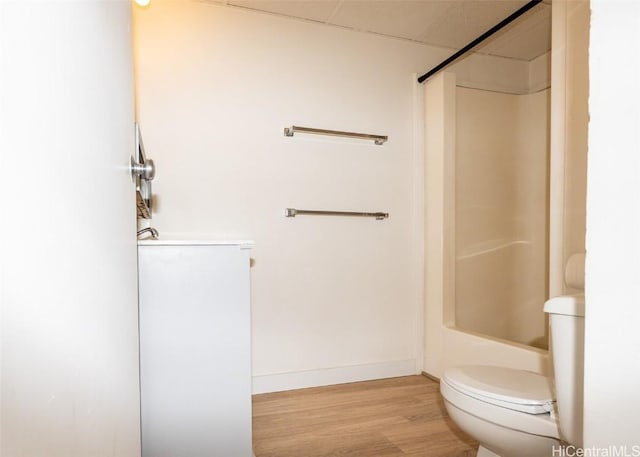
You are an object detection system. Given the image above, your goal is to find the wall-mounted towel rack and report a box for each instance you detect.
[284,125,387,145]
[285,208,389,220]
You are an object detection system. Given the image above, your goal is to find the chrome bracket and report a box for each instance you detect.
[131,123,155,219]
[130,156,155,181]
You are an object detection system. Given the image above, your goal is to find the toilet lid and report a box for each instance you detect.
[442,366,555,414]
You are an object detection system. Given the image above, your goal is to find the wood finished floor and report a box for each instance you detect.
[252,375,478,457]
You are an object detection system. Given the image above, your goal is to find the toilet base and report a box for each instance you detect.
[444,400,560,457]
[477,446,500,457]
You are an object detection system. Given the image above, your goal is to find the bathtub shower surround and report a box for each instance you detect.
[455,87,550,349]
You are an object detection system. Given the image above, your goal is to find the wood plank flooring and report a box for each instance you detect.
[252,375,478,457]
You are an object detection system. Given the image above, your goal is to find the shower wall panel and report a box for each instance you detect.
[455,87,550,348]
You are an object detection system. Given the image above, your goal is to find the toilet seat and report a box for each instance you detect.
[443,366,555,414]
[441,366,559,439]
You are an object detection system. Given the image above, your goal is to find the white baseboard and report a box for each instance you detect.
[252,359,417,394]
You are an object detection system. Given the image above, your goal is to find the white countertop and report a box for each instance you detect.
[138,239,254,248]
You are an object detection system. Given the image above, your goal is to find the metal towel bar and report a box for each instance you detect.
[285,208,388,220]
[284,125,387,145]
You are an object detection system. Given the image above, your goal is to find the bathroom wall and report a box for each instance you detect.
[1,2,141,455]
[455,87,549,348]
[133,0,533,392]
[586,0,640,447]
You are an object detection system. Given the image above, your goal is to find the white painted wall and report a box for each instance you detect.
[0,1,140,455]
[133,0,533,392]
[584,0,640,448]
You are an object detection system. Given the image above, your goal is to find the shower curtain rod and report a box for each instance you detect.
[417,0,543,84]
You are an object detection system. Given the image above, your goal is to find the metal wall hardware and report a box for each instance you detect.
[284,125,387,145]
[137,227,159,240]
[285,208,389,220]
[130,123,155,219]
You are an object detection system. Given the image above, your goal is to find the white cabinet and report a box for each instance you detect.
[138,241,253,457]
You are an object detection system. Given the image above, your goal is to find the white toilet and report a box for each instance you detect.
[440,294,585,457]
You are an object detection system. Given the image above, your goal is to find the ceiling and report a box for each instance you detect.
[210,0,551,62]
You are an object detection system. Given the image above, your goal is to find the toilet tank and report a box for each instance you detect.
[544,295,585,447]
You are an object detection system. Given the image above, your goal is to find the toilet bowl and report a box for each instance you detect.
[440,294,585,457]
[440,365,560,457]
